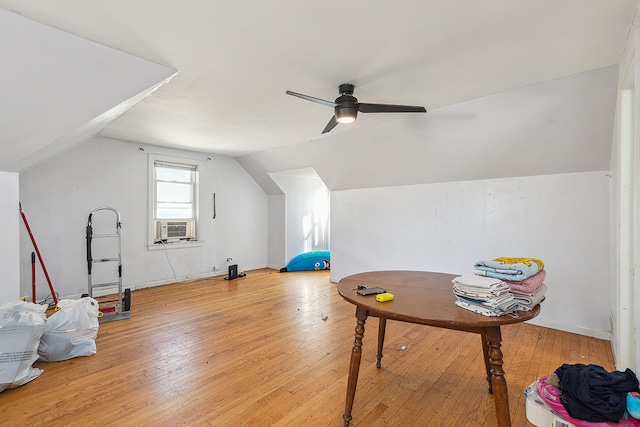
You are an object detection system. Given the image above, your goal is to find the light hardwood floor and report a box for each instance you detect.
[1,269,614,426]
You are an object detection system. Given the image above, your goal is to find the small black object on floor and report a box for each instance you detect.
[225,264,238,280]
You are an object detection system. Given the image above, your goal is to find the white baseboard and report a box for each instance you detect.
[527,317,610,340]
[268,263,285,270]
[63,264,270,300]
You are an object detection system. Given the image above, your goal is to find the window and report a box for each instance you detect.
[149,154,201,245]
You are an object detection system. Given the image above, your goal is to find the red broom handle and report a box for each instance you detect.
[19,204,58,305]
[31,252,36,303]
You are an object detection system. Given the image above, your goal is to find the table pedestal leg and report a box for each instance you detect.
[376,317,386,368]
[342,306,368,426]
[480,332,493,394]
[486,326,510,427]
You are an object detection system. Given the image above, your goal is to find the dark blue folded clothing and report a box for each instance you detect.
[555,363,640,422]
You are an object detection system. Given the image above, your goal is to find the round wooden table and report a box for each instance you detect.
[337,270,541,427]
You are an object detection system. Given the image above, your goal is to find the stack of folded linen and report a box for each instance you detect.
[452,273,518,317]
[453,257,547,316]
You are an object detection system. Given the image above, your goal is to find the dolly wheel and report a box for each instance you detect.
[123,288,131,312]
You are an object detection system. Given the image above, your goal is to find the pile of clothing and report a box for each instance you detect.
[531,364,640,426]
[452,257,547,316]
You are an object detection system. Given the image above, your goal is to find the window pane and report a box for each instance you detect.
[157,182,192,203]
[157,203,193,219]
[156,166,192,183]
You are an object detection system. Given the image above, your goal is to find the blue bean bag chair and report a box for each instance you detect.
[280,251,330,272]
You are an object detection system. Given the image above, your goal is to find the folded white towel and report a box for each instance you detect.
[452,273,505,289]
[481,292,515,308]
[455,299,503,317]
[452,283,511,300]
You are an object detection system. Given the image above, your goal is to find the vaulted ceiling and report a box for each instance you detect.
[0,1,637,172]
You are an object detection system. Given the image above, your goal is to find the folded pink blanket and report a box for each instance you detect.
[504,269,546,296]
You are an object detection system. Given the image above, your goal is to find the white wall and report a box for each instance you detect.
[331,171,611,338]
[0,171,20,303]
[19,137,268,299]
[267,195,285,269]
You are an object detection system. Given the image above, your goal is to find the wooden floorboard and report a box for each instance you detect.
[0,268,615,426]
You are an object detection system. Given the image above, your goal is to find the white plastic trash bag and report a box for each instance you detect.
[38,297,100,362]
[0,300,47,392]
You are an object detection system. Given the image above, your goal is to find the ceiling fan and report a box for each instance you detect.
[286,83,427,134]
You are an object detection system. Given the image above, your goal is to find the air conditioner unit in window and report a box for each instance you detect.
[156,220,194,241]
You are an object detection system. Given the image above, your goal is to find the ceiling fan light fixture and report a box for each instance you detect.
[335,105,357,123]
[336,115,356,124]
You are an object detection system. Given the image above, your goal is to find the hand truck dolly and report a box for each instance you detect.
[86,207,130,322]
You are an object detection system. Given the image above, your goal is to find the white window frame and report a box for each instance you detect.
[148,154,203,249]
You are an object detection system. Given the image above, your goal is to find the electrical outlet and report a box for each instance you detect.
[213,265,218,271]
[226,257,233,262]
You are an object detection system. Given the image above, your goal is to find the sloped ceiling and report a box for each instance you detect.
[0,8,176,172]
[238,65,620,194]
[0,0,637,167]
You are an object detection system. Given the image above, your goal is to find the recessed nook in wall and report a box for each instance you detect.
[268,168,330,265]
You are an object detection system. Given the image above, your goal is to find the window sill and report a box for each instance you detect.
[148,240,204,251]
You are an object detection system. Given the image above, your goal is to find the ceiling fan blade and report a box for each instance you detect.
[321,116,339,134]
[358,103,427,114]
[286,90,336,108]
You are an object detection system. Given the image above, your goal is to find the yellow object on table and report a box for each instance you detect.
[376,293,394,302]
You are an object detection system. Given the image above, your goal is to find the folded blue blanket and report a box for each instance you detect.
[473,258,543,281]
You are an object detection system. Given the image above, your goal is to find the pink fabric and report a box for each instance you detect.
[537,376,635,427]
[505,269,546,295]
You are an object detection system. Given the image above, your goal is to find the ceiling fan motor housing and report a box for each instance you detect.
[339,83,355,95]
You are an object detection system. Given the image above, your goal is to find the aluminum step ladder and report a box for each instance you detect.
[86,207,130,322]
